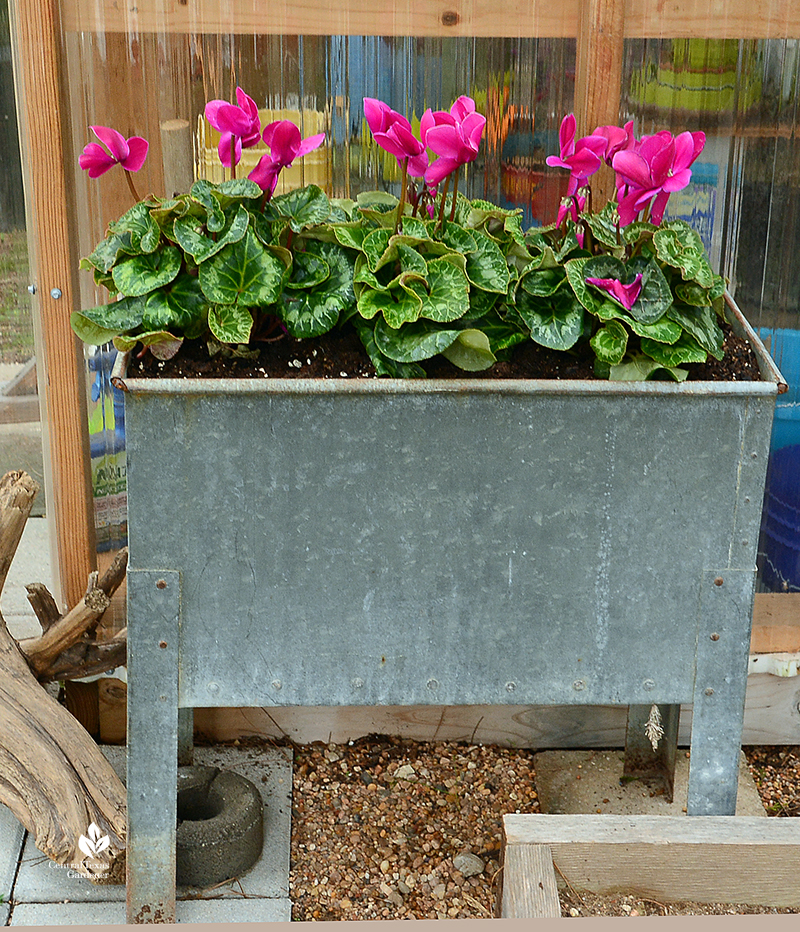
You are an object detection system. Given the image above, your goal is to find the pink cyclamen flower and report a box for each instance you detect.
[586,273,644,310]
[363,98,428,178]
[79,126,149,178]
[420,96,486,186]
[204,87,262,168]
[557,192,587,247]
[612,130,705,226]
[546,114,607,195]
[592,120,635,167]
[248,120,325,197]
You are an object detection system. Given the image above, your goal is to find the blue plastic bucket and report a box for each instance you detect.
[760,328,800,451]
[760,443,800,592]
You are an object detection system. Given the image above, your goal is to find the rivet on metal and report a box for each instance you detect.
[159,640,168,649]
[351,677,364,689]
[208,682,219,694]
[710,632,720,641]
[27,284,36,295]
[271,680,282,690]
[713,577,724,587]
[704,687,714,696]
[50,288,62,300]
[426,678,440,691]
[572,679,586,691]
[156,579,167,589]
[751,452,758,459]
[643,678,655,690]
[159,695,167,702]
[505,682,517,692]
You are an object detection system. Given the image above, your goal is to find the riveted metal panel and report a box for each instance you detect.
[119,302,781,715]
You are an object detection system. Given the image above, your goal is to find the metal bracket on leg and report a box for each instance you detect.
[126,569,180,924]
[687,569,754,816]
[623,703,680,802]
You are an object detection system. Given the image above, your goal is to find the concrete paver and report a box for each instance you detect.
[534,749,766,816]
[4,744,292,925]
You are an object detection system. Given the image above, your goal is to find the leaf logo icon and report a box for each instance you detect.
[78,823,110,859]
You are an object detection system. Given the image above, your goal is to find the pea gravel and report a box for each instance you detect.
[285,737,799,920]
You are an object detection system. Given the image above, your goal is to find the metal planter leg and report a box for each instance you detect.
[126,570,180,923]
[687,569,754,816]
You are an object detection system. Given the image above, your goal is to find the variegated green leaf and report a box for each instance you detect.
[279,241,355,338]
[199,230,284,307]
[516,291,584,351]
[609,355,688,382]
[441,329,497,371]
[465,230,510,294]
[111,246,182,297]
[665,302,725,359]
[208,304,254,343]
[641,332,707,367]
[373,317,461,362]
[189,179,226,232]
[141,275,210,338]
[414,258,470,323]
[267,185,331,232]
[173,204,249,264]
[108,201,161,254]
[351,317,427,378]
[590,319,628,365]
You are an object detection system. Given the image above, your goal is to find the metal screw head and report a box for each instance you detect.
[27,284,36,295]
[572,679,586,691]
[426,678,440,691]
[505,682,517,692]
[351,677,364,689]
[271,680,282,690]
[713,577,724,587]
[207,682,219,694]
[158,640,168,649]
[50,288,62,300]
[710,632,720,641]
[156,579,167,590]
[642,678,655,691]
[704,687,714,696]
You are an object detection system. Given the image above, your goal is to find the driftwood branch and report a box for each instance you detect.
[0,471,127,882]
[19,547,128,680]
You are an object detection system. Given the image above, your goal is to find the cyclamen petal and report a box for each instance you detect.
[91,126,129,162]
[585,274,643,310]
[80,126,149,176]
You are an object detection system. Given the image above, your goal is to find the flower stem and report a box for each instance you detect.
[449,166,460,222]
[124,170,142,205]
[230,137,236,181]
[395,157,409,235]
[436,175,451,230]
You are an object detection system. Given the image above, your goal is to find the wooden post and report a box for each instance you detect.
[575,0,625,206]
[8,0,96,610]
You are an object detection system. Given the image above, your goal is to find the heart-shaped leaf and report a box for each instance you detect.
[374,317,461,362]
[516,290,584,351]
[141,275,210,338]
[208,303,254,344]
[199,230,284,307]
[441,329,497,371]
[590,319,628,365]
[111,245,182,297]
[279,241,355,338]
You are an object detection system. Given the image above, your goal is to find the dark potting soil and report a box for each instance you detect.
[132,320,762,383]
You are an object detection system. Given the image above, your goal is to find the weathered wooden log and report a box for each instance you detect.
[0,471,126,882]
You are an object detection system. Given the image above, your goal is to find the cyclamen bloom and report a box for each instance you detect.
[248,120,325,197]
[546,114,607,195]
[79,126,149,178]
[612,130,705,225]
[586,274,644,310]
[592,120,634,167]
[420,96,486,186]
[363,98,428,178]
[204,87,262,168]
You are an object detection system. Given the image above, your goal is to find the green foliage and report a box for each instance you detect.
[74,182,728,379]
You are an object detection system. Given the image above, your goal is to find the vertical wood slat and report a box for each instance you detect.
[575,0,626,206]
[9,0,96,609]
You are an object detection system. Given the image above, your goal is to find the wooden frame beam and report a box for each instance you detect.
[9,0,96,609]
[61,0,800,38]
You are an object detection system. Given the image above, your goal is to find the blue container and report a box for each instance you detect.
[760,443,800,592]
[760,328,800,451]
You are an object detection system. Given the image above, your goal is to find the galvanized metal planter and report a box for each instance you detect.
[116,295,784,923]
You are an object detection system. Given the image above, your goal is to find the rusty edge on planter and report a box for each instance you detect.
[110,293,787,397]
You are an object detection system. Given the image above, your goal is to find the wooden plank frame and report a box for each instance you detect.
[500,814,800,913]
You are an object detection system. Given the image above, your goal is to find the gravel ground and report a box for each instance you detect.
[288,737,800,920]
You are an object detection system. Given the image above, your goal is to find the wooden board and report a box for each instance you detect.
[751,594,800,654]
[60,0,800,38]
[93,669,800,746]
[498,843,561,919]
[501,814,800,908]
